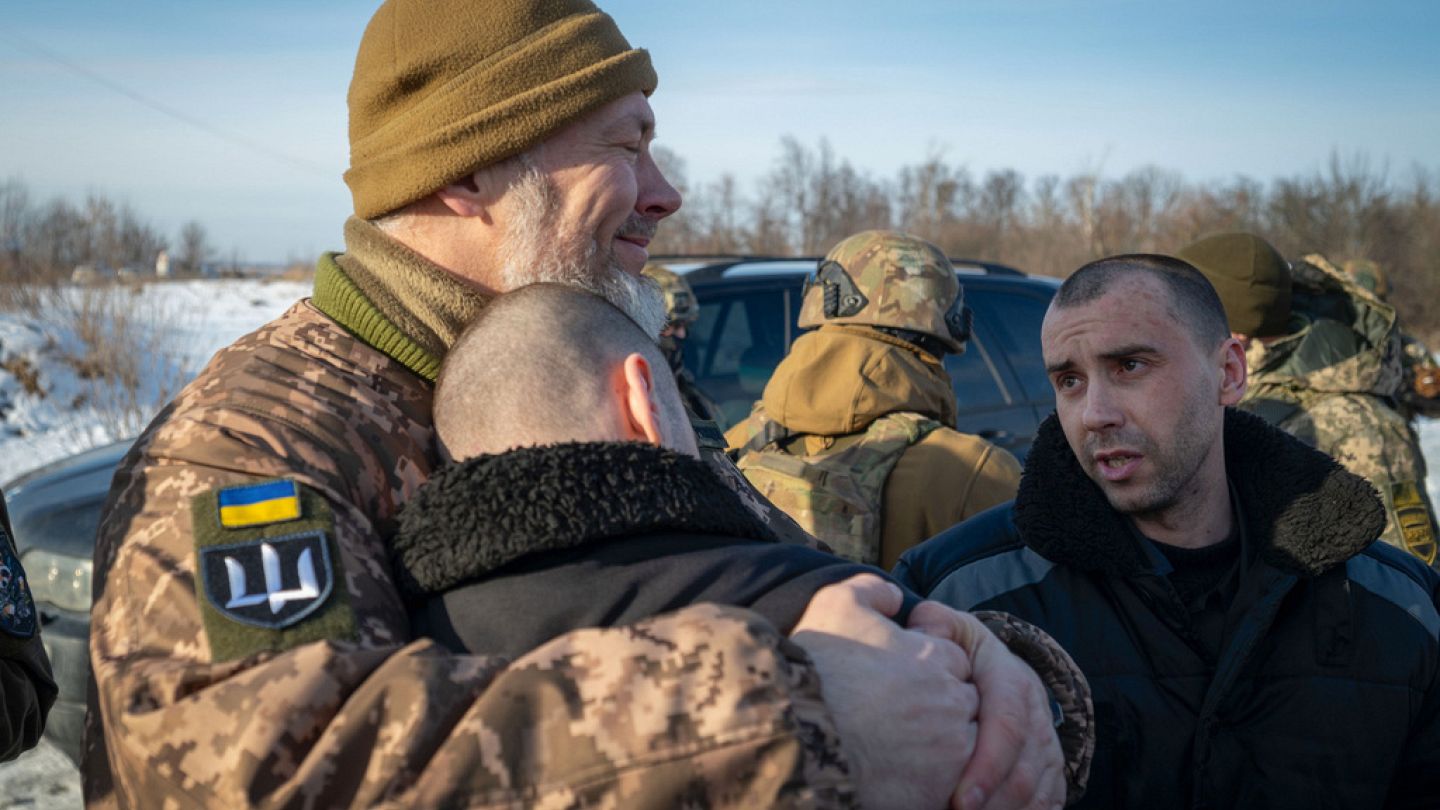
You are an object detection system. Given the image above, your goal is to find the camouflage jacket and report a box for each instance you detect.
[85,223,857,808]
[1242,254,1437,566]
[727,326,1021,569]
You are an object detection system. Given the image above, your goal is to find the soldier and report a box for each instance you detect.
[85,2,1067,808]
[0,490,55,762]
[641,262,724,424]
[727,230,1022,568]
[1342,258,1440,420]
[1178,232,1439,567]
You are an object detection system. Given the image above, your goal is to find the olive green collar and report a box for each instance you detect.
[311,217,489,381]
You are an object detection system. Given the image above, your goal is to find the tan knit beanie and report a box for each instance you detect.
[345,0,657,219]
[1177,232,1293,338]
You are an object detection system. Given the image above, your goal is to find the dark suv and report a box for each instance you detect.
[666,257,1059,460]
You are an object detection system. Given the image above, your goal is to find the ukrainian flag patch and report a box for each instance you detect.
[217,479,303,529]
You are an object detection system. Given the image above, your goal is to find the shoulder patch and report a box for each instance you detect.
[192,480,355,661]
[1391,480,1437,565]
[0,524,37,639]
[217,479,302,528]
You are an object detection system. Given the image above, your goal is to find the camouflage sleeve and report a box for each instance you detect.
[973,611,1093,807]
[87,416,855,808]
[1284,395,1438,567]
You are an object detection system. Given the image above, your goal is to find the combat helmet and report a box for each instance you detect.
[798,230,971,353]
[641,263,699,326]
[1342,258,1389,299]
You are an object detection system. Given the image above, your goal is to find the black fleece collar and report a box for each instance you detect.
[392,442,779,598]
[1014,408,1385,578]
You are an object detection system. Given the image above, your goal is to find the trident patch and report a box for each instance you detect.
[191,478,355,661]
[199,531,331,629]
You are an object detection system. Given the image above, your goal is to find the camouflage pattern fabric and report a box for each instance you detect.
[1241,254,1438,566]
[641,263,699,325]
[735,405,940,566]
[797,230,968,353]
[1340,257,1440,418]
[974,611,1093,807]
[84,302,856,808]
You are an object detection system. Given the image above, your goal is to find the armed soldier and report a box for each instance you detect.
[1342,258,1440,421]
[641,262,724,424]
[85,1,1067,808]
[728,230,1021,568]
[1178,232,1439,567]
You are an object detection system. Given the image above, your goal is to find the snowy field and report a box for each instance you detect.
[0,278,1436,799]
[0,278,310,484]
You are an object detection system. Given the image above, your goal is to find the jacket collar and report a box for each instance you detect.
[311,217,489,381]
[1014,408,1384,578]
[391,442,779,598]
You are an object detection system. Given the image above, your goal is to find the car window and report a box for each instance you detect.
[944,325,1011,411]
[689,284,791,426]
[970,289,1054,402]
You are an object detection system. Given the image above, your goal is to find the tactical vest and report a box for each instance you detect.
[735,410,940,565]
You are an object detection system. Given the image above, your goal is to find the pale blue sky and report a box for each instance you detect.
[2,1,1437,262]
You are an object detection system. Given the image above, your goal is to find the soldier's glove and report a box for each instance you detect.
[975,610,1094,806]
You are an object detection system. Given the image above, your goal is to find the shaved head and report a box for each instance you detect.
[435,283,694,460]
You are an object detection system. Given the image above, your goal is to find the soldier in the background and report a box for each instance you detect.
[727,230,1021,569]
[641,263,723,424]
[1342,258,1440,420]
[0,490,55,762]
[1179,232,1439,567]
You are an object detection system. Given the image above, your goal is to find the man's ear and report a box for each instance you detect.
[619,353,665,446]
[1218,336,1248,406]
[434,172,494,220]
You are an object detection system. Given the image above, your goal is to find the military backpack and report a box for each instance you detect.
[734,408,940,565]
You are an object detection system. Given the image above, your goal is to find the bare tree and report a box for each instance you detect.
[177,220,212,276]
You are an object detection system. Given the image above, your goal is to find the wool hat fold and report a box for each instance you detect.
[345,0,657,219]
[1177,232,1293,338]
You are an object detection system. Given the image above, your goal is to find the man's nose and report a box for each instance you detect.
[637,150,681,220]
[1081,382,1123,433]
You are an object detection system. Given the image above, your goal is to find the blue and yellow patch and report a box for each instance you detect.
[217,479,302,529]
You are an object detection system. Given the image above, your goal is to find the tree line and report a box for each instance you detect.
[653,140,1440,345]
[0,178,213,287]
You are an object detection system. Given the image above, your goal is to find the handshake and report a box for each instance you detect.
[789,574,1090,810]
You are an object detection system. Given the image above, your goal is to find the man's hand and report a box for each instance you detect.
[789,574,979,810]
[909,601,1066,810]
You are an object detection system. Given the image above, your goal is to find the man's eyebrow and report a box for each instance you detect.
[1044,357,1074,375]
[1044,344,1160,374]
[1100,344,1160,360]
[602,113,654,140]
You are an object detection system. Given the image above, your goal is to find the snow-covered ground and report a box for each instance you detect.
[0,278,309,484]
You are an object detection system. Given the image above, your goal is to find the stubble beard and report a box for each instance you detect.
[499,167,667,340]
[1086,393,1218,521]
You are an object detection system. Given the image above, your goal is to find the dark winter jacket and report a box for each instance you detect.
[392,442,909,657]
[896,409,1440,810]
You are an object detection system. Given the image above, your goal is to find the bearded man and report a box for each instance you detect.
[84,2,1070,808]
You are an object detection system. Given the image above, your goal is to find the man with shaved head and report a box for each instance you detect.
[898,254,1440,808]
[395,283,1092,810]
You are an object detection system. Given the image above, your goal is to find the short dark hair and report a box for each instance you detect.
[1054,254,1230,348]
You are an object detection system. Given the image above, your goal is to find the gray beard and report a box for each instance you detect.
[499,168,667,340]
